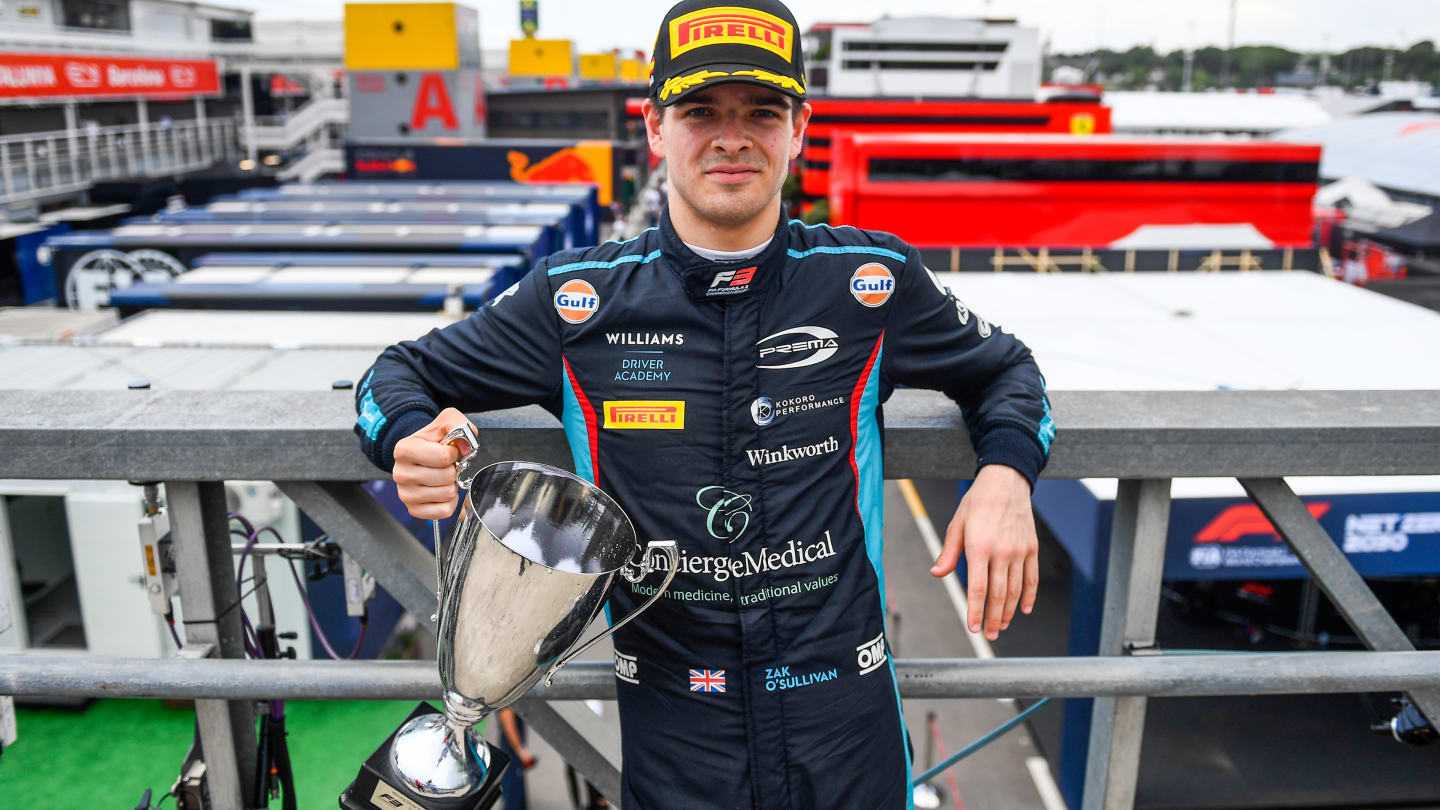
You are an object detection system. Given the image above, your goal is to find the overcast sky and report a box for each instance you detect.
[247,0,1440,56]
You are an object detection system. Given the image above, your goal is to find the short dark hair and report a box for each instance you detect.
[649,91,801,120]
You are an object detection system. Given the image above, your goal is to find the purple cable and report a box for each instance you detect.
[232,525,264,659]
[284,556,349,660]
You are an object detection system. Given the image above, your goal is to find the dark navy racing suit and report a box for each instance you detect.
[355,210,1055,810]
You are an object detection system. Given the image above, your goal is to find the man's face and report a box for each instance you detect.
[644,82,810,229]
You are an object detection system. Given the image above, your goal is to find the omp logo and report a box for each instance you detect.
[850,263,894,307]
[614,650,639,684]
[603,400,685,429]
[756,325,838,370]
[670,6,793,62]
[708,265,756,295]
[64,62,101,88]
[857,631,887,675]
[1194,503,1331,543]
[553,279,599,324]
[169,65,197,87]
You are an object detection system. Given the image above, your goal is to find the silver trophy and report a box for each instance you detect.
[343,424,677,809]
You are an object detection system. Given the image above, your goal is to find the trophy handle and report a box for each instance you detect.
[440,422,481,490]
[542,540,679,686]
[431,422,480,622]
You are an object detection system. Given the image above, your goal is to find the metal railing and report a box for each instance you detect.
[1,388,1438,810]
[0,118,239,205]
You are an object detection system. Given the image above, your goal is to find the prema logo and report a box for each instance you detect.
[64,62,101,88]
[850,262,894,307]
[756,325,838,370]
[857,631,888,675]
[1193,502,1331,543]
[169,65,198,87]
[553,279,599,323]
[603,400,685,429]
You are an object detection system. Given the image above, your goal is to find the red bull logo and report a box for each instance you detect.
[670,7,792,62]
[553,279,599,324]
[849,263,894,307]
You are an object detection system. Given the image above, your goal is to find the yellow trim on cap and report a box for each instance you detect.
[659,68,731,100]
[731,68,806,95]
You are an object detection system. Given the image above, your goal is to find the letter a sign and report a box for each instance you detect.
[410,73,459,130]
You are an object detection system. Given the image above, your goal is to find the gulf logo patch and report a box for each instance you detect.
[554,279,599,324]
[849,263,894,307]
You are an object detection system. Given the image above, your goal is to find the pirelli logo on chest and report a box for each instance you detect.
[670,6,793,61]
[603,400,686,429]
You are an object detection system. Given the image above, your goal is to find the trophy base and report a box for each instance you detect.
[339,702,509,810]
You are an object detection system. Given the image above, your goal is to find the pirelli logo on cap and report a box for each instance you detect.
[670,6,793,62]
[604,400,686,429]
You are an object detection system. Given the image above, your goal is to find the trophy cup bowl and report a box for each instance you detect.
[347,425,678,809]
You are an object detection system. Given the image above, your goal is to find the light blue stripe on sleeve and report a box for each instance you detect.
[548,249,663,276]
[356,389,387,441]
[1037,374,1056,454]
[787,245,907,262]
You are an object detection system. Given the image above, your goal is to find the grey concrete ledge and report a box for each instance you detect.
[1,388,1437,481]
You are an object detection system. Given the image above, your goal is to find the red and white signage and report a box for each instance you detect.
[0,53,220,100]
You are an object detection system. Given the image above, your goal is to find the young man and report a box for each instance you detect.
[354,1,1054,806]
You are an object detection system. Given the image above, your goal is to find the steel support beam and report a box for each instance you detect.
[275,481,438,634]
[512,698,622,804]
[4,652,1440,701]
[1083,479,1172,810]
[1240,477,1440,727]
[166,481,257,810]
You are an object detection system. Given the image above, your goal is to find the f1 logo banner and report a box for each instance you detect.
[0,52,220,99]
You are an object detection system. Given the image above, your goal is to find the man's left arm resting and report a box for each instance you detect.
[881,245,1056,641]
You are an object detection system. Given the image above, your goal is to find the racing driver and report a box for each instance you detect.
[354,1,1056,806]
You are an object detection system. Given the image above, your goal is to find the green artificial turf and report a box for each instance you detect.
[2,698,463,808]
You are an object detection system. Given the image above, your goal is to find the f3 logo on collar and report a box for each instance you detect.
[706,265,756,297]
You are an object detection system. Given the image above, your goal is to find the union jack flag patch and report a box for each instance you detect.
[689,669,726,693]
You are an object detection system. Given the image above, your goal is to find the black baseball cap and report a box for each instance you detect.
[649,0,807,106]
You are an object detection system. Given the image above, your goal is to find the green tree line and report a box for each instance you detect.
[1047,40,1440,91]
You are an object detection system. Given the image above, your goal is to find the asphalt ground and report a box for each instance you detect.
[494,479,1059,810]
